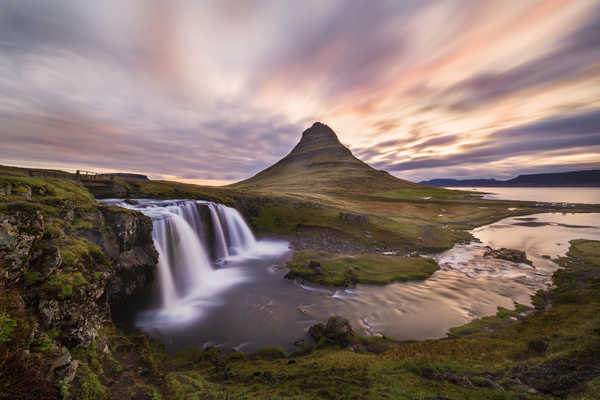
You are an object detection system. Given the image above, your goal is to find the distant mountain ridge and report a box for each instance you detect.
[232,122,420,193]
[421,170,600,187]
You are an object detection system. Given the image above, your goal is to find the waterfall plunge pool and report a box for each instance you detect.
[103,199,600,353]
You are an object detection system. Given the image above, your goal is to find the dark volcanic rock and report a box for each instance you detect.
[1,201,157,347]
[309,316,354,347]
[484,247,532,265]
[81,205,158,304]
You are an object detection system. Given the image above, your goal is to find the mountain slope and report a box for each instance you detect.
[232,122,419,193]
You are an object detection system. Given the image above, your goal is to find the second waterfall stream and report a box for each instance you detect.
[103,199,289,324]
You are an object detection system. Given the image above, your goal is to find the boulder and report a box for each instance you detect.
[309,316,354,347]
[484,248,532,265]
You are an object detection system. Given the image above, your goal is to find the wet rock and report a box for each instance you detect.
[484,247,532,265]
[297,305,310,315]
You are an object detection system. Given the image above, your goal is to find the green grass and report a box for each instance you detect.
[286,250,440,286]
[0,174,94,203]
[58,237,107,267]
[0,312,17,344]
[377,187,475,200]
[46,272,89,299]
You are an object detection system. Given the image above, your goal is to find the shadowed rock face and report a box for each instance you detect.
[233,122,419,193]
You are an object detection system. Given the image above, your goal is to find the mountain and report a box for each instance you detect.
[232,122,420,193]
[421,170,600,187]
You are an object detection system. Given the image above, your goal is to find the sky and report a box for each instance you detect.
[1,0,599,185]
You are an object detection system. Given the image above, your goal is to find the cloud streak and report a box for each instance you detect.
[0,0,599,183]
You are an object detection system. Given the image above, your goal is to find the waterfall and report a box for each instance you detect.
[151,217,178,308]
[207,203,229,260]
[100,198,288,325]
[105,199,262,308]
[216,204,257,255]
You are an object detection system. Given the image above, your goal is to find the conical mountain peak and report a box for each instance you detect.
[232,122,419,193]
[290,122,345,155]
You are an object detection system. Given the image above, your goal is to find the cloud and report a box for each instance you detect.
[0,1,599,183]
[442,6,600,111]
[382,110,600,172]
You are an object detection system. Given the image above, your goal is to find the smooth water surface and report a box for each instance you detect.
[463,187,600,204]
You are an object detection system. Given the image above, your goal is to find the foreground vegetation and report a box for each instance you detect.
[3,238,596,399]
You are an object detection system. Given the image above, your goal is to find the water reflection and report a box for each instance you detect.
[466,187,600,204]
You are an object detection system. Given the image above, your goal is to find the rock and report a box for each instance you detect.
[38,299,61,328]
[343,269,358,286]
[30,245,62,277]
[0,212,45,281]
[308,323,326,341]
[527,339,548,355]
[47,347,78,383]
[0,183,12,196]
[339,212,369,225]
[297,306,310,315]
[309,316,354,347]
[484,248,532,265]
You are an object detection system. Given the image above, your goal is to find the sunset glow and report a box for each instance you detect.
[1,0,599,184]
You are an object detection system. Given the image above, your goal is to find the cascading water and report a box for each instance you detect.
[151,216,178,308]
[207,203,229,260]
[101,198,289,324]
[215,204,256,255]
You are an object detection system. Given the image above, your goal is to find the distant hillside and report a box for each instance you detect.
[421,170,600,187]
[232,122,420,193]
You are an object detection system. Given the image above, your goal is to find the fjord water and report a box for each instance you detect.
[467,187,600,204]
[107,199,600,353]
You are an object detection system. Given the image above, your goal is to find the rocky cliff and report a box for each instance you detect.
[0,174,157,397]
